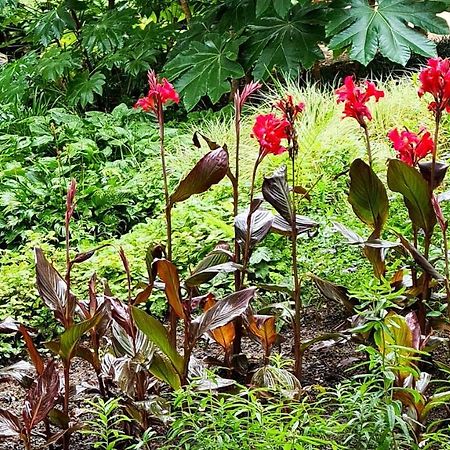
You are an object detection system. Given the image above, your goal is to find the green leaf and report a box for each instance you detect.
[59,315,102,362]
[31,7,75,47]
[38,48,81,82]
[256,0,292,18]
[67,71,106,108]
[245,4,325,78]
[131,307,184,375]
[348,159,389,232]
[327,0,449,66]
[149,354,181,390]
[387,159,436,234]
[164,33,244,110]
[256,0,271,17]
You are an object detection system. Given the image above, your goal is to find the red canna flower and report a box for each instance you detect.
[335,76,384,127]
[134,70,179,113]
[388,127,434,167]
[251,113,289,157]
[418,57,450,115]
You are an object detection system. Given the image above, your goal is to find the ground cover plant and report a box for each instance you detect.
[2,55,450,450]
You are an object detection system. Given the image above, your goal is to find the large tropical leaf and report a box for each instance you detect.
[22,360,59,432]
[262,166,293,225]
[185,244,234,287]
[149,353,182,390]
[0,409,22,438]
[203,295,235,353]
[327,0,449,66]
[348,159,389,232]
[234,208,274,250]
[35,247,71,324]
[131,307,184,375]
[170,146,229,205]
[164,33,245,110]
[59,314,103,362]
[153,259,185,320]
[271,214,318,236]
[190,287,255,343]
[245,3,325,78]
[387,159,436,234]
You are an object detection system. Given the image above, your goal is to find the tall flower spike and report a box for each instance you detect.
[335,76,384,127]
[275,94,305,122]
[418,57,450,115]
[235,81,262,111]
[251,113,289,158]
[388,127,434,167]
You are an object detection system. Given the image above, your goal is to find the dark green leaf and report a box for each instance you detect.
[387,159,435,234]
[59,314,103,361]
[245,5,325,78]
[327,0,448,66]
[164,33,245,110]
[348,159,389,232]
[67,71,106,108]
[131,307,184,375]
[149,354,181,390]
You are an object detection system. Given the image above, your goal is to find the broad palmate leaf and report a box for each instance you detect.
[327,0,450,66]
[164,33,244,110]
[245,3,325,79]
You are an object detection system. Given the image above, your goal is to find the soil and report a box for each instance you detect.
[0,299,449,450]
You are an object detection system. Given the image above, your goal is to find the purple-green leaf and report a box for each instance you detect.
[190,287,255,343]
[170,146,229,205]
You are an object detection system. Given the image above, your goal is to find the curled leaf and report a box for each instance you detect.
[170,146,229,205]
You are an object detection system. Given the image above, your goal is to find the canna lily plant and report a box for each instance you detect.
[322,59,450,341]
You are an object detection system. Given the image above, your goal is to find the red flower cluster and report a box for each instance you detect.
[388,127,434,167]
[275,94,305,122]
[335,76,384,127]
[134,70,179,113]
[251,113,289,157]
[418,57,450,115]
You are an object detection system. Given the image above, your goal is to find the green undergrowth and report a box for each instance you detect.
[2,76,450,358]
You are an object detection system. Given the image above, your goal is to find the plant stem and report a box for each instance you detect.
[233,156,260,355]
[362,124,373,167]
[233,103,241,290]
[63,362,70,450]
[442,226,450,317]
[430,112,441,193]
[240,157,260,288]
[291,155,302,380]
[157,102,177,347]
